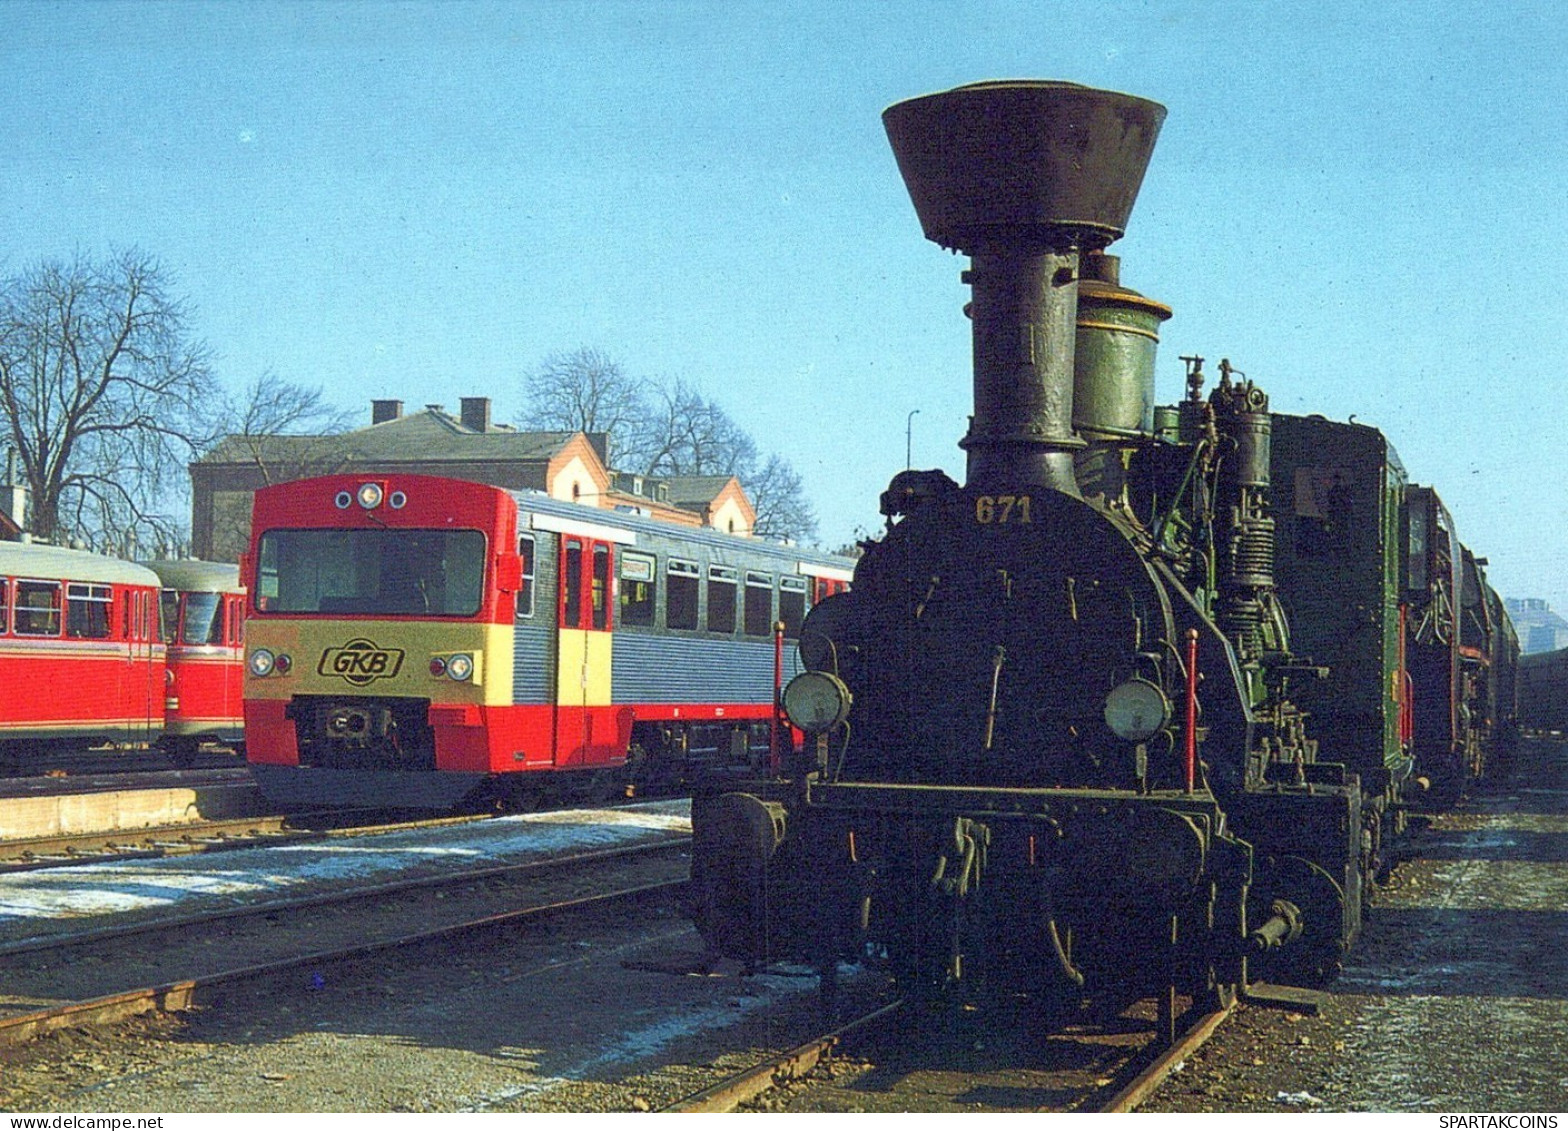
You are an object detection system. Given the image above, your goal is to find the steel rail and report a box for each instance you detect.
[0,836,690,958]
[0,875,686,1048]
[0,806,545,873]
[662,999,906,1113]
[1096,1002,1234,1112]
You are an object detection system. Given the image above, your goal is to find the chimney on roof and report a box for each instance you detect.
[371,399,403,425]
[460,397,492,433]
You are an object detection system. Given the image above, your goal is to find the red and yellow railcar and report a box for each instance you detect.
[0,542,165,767]
[241,474,853,808]
[145,558,246,765]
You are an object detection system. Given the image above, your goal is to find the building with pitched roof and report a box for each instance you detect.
[189,396,757,561]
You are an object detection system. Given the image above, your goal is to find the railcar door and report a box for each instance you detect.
[122,587,159,743]
[554,535,616,767]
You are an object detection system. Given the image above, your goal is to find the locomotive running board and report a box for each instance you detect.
[1242,980,1327,1015]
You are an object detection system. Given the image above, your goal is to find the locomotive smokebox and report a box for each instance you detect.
[883,81,1166,493]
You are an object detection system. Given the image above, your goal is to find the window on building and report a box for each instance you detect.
[707,565,738,635]
[667,559,699,630]
[744,571,773,636]
[620,552,656,628]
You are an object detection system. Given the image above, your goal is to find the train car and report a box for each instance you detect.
[1266,413,1413,869]
[240,473,855,809]
[143,559,246,766]
[687,80,1513,1028]
[1519,646,1568,734]
[1403,485,1469,799]
[0,541,165,770]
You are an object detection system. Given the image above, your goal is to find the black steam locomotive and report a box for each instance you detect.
[688,81,1514,1028]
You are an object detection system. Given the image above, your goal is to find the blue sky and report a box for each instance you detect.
[5,1,1567,612]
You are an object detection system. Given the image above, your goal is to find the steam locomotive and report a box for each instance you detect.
[687,80,1515,1028]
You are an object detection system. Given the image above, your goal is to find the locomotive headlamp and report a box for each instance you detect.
[1104,678,1170,742]
[782,670,852,734]
[356,482,386,509]
[445,653,475,682]
[248,648,276,677]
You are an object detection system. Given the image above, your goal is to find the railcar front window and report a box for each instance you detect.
[159,590,181,644]
[181,592,225,644]
[254,529,486,616]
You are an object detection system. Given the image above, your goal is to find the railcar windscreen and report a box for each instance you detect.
[254,528,486,616]
[180,592,226,644]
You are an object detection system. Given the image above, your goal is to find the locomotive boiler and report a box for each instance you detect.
[688,81,1378,1023]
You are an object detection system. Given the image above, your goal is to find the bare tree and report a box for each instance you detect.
[199,371,356,559]
[519,347,651,464]
[0,250,216,548]
[226,369,355,444]
[746,453,820,543]
[518,347,820,543]
[641,378,758,477]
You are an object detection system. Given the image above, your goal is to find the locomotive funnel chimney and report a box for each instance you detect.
[883,81,1166,493]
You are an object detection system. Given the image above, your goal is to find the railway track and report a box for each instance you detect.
[664,989,1235,1113]
[0,808,498,872]
[0,838,690,1047]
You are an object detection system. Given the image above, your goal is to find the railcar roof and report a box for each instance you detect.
[139,558,244,592]
[0,541,161,587]
[510,490,856,571]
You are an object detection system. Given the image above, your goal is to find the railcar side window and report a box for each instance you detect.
[619,552,656,628]
[744,571,773,636]
[0,579,8,634]
[15,580,62,636]
[667,559,699,630]
[66,583,113,639]
[516,534,536,618]
[707,565,738,635]
[779,576,807,638]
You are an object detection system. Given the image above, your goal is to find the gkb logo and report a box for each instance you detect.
[319,638,405,687]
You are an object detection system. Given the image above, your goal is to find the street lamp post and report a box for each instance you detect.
[906,408,920,469]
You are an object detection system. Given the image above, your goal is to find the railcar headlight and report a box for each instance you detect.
[782,670,852,734]
[356,482,385,509]
[445,653,474,682]
[248,648,276,677]
[1104,678,1171,742]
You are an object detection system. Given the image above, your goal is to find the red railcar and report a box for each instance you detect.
[144,559,246,765]
[241,473,854,809]
[0,541,165,769]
